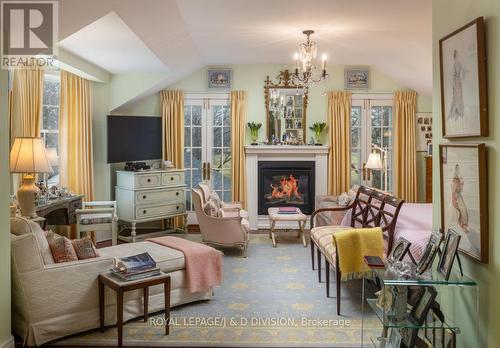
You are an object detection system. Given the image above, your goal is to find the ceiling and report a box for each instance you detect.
[57,0,432,96]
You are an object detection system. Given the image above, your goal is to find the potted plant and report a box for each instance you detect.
[309,122,327,145]
[247,122,262,145]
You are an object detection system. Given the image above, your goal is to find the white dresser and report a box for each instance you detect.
[115,169,187,242]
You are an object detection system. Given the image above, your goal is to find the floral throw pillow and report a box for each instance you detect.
[47,234,78,263]
[209,191,222,208]
[203,199,220,217]
[72,237,99,260]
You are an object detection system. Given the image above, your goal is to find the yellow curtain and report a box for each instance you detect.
[160,90,185,229]
[59,71,94,202]
[160,91,184,168]
[327,91,352,195]
[394,91,418,202]
[10,68,44,139]
[230,91,247,208]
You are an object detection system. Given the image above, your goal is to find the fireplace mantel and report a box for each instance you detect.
[245,145,329,229]
[244,145,329,155]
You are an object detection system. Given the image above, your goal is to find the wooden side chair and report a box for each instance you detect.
[76,201,118,245]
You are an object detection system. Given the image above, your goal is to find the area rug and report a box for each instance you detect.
[51,234,382,347]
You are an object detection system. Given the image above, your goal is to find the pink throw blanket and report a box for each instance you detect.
[146,236,222,293]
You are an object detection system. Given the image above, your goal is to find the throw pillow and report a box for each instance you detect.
[72,237,99,260]
[209,191,222,208]
[203,199,219,217]
[47,233,78,263]
[338,192,351,206]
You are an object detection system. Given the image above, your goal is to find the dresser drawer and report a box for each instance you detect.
[136,188,185,204]
[136,203,185,219]
[162,172,184,186]
[134,173,162,188]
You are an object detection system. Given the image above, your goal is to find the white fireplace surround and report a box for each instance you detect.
[245,145,329,230]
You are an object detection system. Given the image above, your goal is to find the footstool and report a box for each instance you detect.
[268,207,307,248]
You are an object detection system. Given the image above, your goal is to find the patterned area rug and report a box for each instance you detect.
[52,233,382,347]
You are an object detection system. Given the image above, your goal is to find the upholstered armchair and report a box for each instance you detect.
[192,188,249,255]
[198,182,248,218]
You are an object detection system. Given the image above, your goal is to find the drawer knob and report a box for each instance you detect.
[143,195,147,199]
[176,192,179,196]
[170,177,174,181]
[143,210,147,214]
[147,178,151,183]
[176,206,179,210]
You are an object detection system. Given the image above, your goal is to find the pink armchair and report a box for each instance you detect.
[192,188,249,256]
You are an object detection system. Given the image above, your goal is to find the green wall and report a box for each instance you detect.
[0,71,13,346]
[115,63,432,201]
[432,0,500,346]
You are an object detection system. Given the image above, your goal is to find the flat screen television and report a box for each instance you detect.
[107,115,162,163]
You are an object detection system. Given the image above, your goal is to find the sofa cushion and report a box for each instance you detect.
[99,241,185,273]
[71,237,99,260]
[47,233,78,263]
[10,217,54,265]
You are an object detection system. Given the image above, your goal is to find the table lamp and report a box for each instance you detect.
[10,137,53,217]
[365,144,388,192]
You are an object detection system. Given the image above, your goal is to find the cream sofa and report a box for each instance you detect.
[11,217,213,347]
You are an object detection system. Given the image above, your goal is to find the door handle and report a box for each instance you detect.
[202,162,206,180]
[362,162,366,181]
[207,162,211,181]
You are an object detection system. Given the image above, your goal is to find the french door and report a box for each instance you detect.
[350,96,394,191]
[183,94,231,223]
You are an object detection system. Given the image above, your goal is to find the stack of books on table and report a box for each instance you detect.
[110,252,161,281]
[278,207,298,214]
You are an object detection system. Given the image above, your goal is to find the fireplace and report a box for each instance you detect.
[258,161,315,215]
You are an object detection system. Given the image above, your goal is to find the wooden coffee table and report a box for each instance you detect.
[268,207,307,248]
[99,272,171,348]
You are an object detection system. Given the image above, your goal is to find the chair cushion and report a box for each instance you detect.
[220,208,249,219]
[310,226,349,245]
[71,237,99,260]
[47,233,78,263]
[221,202,242,210]
[80,213,112,225]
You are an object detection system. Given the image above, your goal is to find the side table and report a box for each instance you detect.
[267,207,307,248]
[98,272,171,348]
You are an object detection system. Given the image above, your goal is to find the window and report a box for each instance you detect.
[350,97,393,192]
[41,73,60,185]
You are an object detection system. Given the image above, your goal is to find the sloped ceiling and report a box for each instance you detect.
[57,0,431,106]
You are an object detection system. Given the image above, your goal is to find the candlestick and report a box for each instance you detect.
[322,53,327,70]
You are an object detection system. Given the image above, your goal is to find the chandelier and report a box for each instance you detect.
[292,30,328,89]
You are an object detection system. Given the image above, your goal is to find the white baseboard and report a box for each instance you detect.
[0,335,14,348]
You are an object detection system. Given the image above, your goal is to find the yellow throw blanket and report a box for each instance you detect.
[333,227,384,281]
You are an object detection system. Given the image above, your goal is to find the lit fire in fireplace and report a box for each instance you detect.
[268,175,303,202]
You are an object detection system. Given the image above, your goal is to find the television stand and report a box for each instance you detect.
[115,169,187,243]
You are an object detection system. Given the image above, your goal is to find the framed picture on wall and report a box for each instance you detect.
[416,112,432,152]
[344,67,369,90]
[207,68,232,90]
[439,143,488,263]
[439,17,488,138]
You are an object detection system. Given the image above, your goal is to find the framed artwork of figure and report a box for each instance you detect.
[439,17,487,138]
[439,144,488,263]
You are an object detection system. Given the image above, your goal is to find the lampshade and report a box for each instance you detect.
[10,137,53,174]
[365,152,383,170]
[45,147,59,167]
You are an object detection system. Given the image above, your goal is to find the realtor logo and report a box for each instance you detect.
[1,0,58,68]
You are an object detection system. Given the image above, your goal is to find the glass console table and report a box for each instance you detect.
[361,266,478,347]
